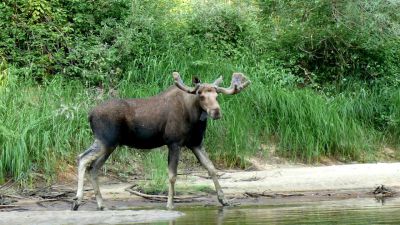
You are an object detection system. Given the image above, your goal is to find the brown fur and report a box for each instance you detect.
[72,73,249,210]
[88,86,207,149]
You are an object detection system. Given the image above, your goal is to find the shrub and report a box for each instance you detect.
[260,0,400,86]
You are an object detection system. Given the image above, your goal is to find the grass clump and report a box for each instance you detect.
[0,74,94,184]
[139,149,168,194]
[257,86,375,161]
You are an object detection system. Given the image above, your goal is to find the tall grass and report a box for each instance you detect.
[334,85,400,147]
[255,86,375,161]
[139,149,168,194]
[387,90,400,145]
[1,58,398,187]
[0,73,94,184]
[1,0,399,194]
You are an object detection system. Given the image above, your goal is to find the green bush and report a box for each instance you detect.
[1,0,400,184]
[0,0,130,82]
[260,0,400,85]
[187,1,261,57]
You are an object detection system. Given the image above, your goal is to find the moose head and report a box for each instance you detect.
[173,72,250,120]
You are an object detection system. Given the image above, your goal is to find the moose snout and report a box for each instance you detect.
[209,108,222,120]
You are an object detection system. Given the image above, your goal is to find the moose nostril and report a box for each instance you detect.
[213,109,221,119]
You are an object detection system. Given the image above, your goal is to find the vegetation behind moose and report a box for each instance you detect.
[72,72,250,210]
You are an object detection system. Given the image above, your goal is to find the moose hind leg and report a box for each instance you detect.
[167,144,180,209]
[72,140,104,210]
[87,149,113,210]
[191,146,230,206]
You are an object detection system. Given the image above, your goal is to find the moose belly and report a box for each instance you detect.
[120,126,165,149]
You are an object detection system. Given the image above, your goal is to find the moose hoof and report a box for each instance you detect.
[219,198,239,207]
[221,200,230,207]
[166,204,175,210]
[97,206,107,211]
[71,200,80,211]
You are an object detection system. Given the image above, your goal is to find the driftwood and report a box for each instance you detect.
[237,176,261,182]
[35,198,74,208]
[194,172,227,180]
[0,180,15,190]
[0,205,18,209]
[1,194,24,199]
[244,191,305,198]
[125,185,201,203]
[21,186,76,200]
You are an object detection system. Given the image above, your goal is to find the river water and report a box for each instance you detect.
[165,197,400,224]
[2,197,400,224]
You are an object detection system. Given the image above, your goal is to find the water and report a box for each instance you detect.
[156,198,400,224]
[2,197,400,224]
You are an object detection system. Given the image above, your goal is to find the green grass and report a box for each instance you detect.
[256,86,375,161]
[0,73,94,184]
[1,0,399,193]
[190,184,215,194]
[387,89,400,145]
[139,149,168,194]
[1,58,399,188]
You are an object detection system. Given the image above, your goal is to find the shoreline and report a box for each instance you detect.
[1,162,399,211]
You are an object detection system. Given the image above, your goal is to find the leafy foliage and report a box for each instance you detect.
[260,0,400,85]
[187,1,260,57]
[0,0,129,81]
[1,0,400,185]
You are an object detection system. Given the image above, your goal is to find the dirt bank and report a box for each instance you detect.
[1,162,400,224]
[216,162,400,194]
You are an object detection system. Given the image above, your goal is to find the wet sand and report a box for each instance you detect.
[0,210,183,225]
[1,162,400,224]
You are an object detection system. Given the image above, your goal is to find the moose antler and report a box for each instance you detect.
[216,73,250,95]
[173,72,200,94]
[213,76,224,87]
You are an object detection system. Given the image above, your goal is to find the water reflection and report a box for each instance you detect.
[163,197,400,225]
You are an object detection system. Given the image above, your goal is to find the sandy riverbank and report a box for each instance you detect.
[1,162,400,224]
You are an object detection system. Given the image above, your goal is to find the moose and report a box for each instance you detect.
[72,72,250,210]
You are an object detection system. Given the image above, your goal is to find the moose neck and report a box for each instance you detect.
[193,95,208,122]
[182,92,208,123]
[199,110,208,121]
[192,96,208,122]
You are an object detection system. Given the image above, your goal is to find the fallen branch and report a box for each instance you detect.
[244,191,305,198]
[193,174,210,179]
[35,198,60,208]
[0,180,15,191]
[1,194,24,199]
[36,198,60,203]
[0,205,18,209]
[195,172,228,179]
[125,185,201,203]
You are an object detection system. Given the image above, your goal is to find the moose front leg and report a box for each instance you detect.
[167,144,180,209]
[191,146,230,206]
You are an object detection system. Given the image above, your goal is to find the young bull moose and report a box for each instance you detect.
[72,72,250,210]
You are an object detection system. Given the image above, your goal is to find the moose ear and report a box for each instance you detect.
[192,76,201,85]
